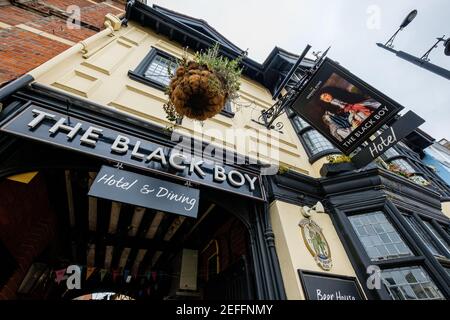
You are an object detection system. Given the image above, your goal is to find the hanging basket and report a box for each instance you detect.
[163,44,243,122]
[168,61,227,121]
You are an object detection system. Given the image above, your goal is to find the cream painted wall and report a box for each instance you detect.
[270,200,363,300]
[32,21,321,177]
[442,202,450,219]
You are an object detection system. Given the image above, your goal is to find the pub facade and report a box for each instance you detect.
[0,1,449,300]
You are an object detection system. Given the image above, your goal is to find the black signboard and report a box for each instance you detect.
[291,58,403,155]
[298,270,364,300]
[352,111,425,168]
[0,104,264,201]
[88,166,199,218]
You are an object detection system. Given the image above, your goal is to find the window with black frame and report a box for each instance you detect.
[381,266,445,300]
[348,211,413,261]
[347,210,445,300]
[287,111,338,161]
[380,146,432,188]
[403,215,446,258]
[422,220,450,256]
[382,144,450,197]
[129,48,178,90]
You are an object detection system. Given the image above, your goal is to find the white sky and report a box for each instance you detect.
[149,0,450,140]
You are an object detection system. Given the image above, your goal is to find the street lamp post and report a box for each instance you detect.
[377,10,450,80]
[384,10,417,47]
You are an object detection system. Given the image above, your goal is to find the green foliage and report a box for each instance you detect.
[277,164,290,175]
[326,154,352,164]
[193,43,243,100]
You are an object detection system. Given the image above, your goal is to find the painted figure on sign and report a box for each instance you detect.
[318,86,381,139]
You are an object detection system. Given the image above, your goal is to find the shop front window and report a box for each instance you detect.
[381,266,444,300]
[349,211,413,261]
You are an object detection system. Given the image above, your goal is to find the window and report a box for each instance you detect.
[302,130,335,156]
[423,221,450,256]
[390,159,416,174]
[445,267,450,277]
[349,211,413,261]
[382,147,400,159]
[292,116,309,131]
[222,100,233,114]
[403,215,445,258]
[381,266,444,300]
[288,114,337,161]
[129,48,178,90]
[143,54,177,86]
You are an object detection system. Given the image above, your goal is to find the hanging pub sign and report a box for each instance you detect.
[88,166,199,218]
[0,104,264,201]
[291,58,403,155]
[298,270,365,300]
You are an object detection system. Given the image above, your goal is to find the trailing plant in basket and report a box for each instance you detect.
[164,44,243,121]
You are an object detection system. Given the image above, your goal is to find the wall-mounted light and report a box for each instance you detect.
[300,201,325,218]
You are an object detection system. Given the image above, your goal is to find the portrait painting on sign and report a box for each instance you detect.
[291,58,403,154]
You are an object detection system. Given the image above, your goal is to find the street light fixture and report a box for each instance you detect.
[420,35,448,62]
[385,9,417,47]
[377,9,450,80]
[444,38,450,56]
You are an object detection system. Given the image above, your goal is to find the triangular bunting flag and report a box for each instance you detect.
[151,271,157,281]
[146,271,151,281]
[86,267,96,280]
[123,269,129,282]
[100,269,108,282]
[54,269,67,285]
[112,269,121,282]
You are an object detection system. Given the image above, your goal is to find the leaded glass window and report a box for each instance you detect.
[423,221,450,256]
[403,215,445,258]
[143,54,178,86]
[381,266,444,300]
[390,159,416,174]
[302,130,335,156]
[349,211,413,261]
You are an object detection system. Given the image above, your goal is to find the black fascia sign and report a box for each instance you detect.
[0,104,264,201]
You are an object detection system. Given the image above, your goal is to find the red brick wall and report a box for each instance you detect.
[0,28,69,84]
[0,174,57,300]
[0,1,124,86]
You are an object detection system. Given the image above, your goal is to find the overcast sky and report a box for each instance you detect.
[149,0,449,140]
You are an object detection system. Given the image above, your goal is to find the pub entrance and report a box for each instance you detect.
[0,143,256,300]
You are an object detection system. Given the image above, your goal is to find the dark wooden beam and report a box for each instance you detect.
[87,231,179,252]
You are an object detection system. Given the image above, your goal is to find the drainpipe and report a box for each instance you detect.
[0,14,122,105]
